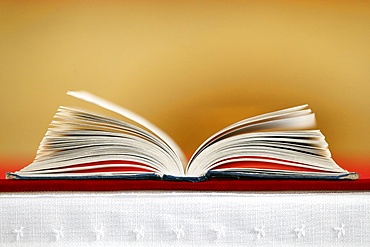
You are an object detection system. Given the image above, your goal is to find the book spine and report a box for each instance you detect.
[161,174,208,182]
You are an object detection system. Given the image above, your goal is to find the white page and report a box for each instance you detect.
[188,105,315,167]
[67,91,186,169]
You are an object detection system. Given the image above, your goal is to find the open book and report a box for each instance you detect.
[6,91,358,181]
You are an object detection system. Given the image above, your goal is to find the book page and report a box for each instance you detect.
[67,91,187,170]
[19,106,185,177]
[186,105,332,176]
[188,105,315,167]
[187,130,347,177]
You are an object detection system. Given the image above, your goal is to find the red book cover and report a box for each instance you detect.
[1,156,369,192]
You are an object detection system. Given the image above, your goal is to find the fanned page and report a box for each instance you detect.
[9,91,186,179]
[67,91,187,167]
[7,91,358,180]
[186,105,356,179]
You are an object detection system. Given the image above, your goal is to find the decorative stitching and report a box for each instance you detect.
[172,226,185,240]
[93,225,104,241]
[213,225,226,239]
[333,223,345,238]
[133,226,145,240]
[13,227,24,242]
[294,224,306,238]
[3,222,358,243]
[254,226,265,240]
[53,227,64,241]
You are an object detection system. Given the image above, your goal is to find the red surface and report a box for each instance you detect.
[0,178,369,192]
[0,156,369,192]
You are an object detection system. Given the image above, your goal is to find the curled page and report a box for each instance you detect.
[67,91,187,168]
[188,105,316,170]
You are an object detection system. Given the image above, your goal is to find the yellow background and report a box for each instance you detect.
[1,1,369,163]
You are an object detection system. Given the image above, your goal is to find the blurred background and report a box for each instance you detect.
[1,1,369,172]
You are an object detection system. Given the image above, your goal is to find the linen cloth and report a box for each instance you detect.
[0,191,369,246]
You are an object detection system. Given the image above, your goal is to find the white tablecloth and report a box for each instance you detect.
[1,191,369,246]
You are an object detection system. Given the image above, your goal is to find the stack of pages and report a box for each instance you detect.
[6,91,358,181]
